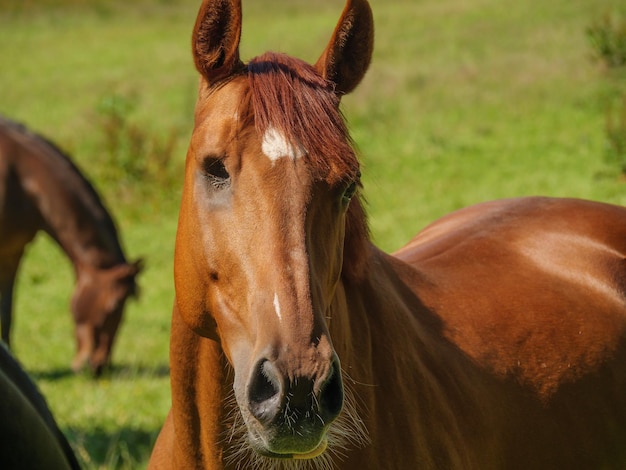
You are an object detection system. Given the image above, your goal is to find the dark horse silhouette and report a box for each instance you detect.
[0,116,142,375]
[149,0,626,468]
[0,342,81,469]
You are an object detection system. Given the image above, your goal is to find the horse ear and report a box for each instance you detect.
[315,0,374,96]
[130,258,144,276]
[192,0,243,84]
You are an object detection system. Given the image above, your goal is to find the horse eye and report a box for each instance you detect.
[202,157,231,189]
[342,181,358,205]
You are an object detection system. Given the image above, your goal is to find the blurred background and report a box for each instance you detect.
[1,0,625,467]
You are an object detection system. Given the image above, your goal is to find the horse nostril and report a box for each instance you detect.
[319,360,344,422]
[247,357,344,428]
[248,359,282,425]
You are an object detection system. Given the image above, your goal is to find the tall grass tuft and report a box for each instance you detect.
[588,10,626,177]
[587,11,626,69]
[605,94,626,175]
[95,91,181,200]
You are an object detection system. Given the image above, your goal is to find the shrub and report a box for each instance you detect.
[587,11,626,69]
[605,94,626,174]
[588,11,626,177]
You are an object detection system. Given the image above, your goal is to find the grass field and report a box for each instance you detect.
[1,0,625,468]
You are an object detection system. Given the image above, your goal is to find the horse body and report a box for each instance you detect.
[0,116,142,374]
[398,196,626,401]
[0,343,81,470]
[360,197,626,468]
[149,0,626,468]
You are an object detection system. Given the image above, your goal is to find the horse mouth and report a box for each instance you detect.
[249,430,329,460]
[291,438,328,460]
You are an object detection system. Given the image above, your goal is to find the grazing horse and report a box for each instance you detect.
[0,116,142,375]
[149,0,626,468]
[0,343,81,469]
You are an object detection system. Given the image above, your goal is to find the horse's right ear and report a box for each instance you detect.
[192,0,243,84]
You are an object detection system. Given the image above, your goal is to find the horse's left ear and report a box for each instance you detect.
[315,0,374,96]
[192,0,243,84]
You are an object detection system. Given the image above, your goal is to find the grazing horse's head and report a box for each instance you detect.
[71,260,143,375]
[174,0,373,462]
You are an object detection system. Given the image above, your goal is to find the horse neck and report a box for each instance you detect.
[19,133,126,272]
[332,246,499,467]
[333,245,451,368]
[169,304,230,468]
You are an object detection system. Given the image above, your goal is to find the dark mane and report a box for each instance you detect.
[42,137,126,262]
[246,52,370,280]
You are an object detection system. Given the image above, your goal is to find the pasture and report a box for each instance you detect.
[0,0,624,468]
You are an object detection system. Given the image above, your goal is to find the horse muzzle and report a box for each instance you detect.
[243,354,344,458]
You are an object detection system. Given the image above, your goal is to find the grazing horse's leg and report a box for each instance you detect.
[0,260,20,348]
[0,281,13,347]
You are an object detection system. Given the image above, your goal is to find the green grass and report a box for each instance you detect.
[1,0,625,467]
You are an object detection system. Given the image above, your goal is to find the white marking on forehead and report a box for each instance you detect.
[262,126,305,163]
[273,293,282,321]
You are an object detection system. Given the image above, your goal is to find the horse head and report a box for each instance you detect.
[174,0,373,460]
[70,259,143,375]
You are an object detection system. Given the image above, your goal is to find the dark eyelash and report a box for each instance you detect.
[202,158,231,189]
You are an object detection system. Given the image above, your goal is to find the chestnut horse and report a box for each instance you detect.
[0,343,81,469]
[149,0,626,468]
[0,116,142,375]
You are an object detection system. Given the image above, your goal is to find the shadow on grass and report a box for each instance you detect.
[29,362,170,381]
[66,425,159,469]
[29,367,76,381]
[26,362,170,468]
[107,362,170,380]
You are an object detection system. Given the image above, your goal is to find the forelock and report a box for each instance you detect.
[246,52,359,184]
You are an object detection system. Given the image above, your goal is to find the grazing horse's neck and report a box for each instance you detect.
[14,124,126,272]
